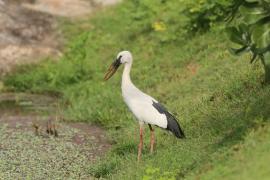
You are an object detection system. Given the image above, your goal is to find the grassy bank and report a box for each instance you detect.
[3,0,270,179]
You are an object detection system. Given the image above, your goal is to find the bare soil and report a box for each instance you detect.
[0,0,119,76]
[0,0,60,76]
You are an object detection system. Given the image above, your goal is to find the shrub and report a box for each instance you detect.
[182,0,234,32]
[226,0,270,83]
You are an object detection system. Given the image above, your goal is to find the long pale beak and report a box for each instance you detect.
[104,58,121,80]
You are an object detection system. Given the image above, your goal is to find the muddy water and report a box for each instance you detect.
[0,93,59,129]
[0,93,57,115]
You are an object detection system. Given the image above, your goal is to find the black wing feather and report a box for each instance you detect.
[152,101,185,138]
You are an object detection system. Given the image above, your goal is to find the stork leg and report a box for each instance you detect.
[137,124,143,162]
[148,124,155,154]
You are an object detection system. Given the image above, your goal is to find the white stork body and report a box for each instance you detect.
[104,51,185,161]
[121,62,167,128]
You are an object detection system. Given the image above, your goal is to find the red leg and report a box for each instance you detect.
[148,124,155,154]
[137,124,143,162]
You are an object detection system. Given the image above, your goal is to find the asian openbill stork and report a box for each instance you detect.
[104,51,185,161]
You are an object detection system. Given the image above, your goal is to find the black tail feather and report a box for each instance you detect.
[166,115,185,138]
[152,100,185,138]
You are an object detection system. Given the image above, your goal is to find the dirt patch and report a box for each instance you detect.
[186,62,199,76]
[0,0,60,76]
[0,0,120,76]
[69,122,111,156]
[22,0,95,17]
[22,0,120,17]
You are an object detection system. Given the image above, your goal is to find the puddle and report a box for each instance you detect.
[0,93,57,116]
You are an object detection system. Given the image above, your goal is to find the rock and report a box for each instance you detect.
[0,0,119,77]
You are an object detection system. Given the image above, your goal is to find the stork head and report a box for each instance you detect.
[104,51,132,80]
[117,51,132,64]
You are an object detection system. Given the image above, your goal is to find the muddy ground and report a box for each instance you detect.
[0,0,58,76]
[0,0,119,76]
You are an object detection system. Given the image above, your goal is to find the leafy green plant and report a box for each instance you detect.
[125,0,188,43]
[183,0,270,83]
[226,0,270,83]
[182,0,235,32]
[143,166,176,180]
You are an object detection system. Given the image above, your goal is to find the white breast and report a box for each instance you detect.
[121,82,167,129]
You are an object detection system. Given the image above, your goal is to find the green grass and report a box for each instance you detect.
[3,0,270,179]
[186,124,270,180]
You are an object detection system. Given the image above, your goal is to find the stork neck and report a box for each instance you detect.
[122,62,133,86]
